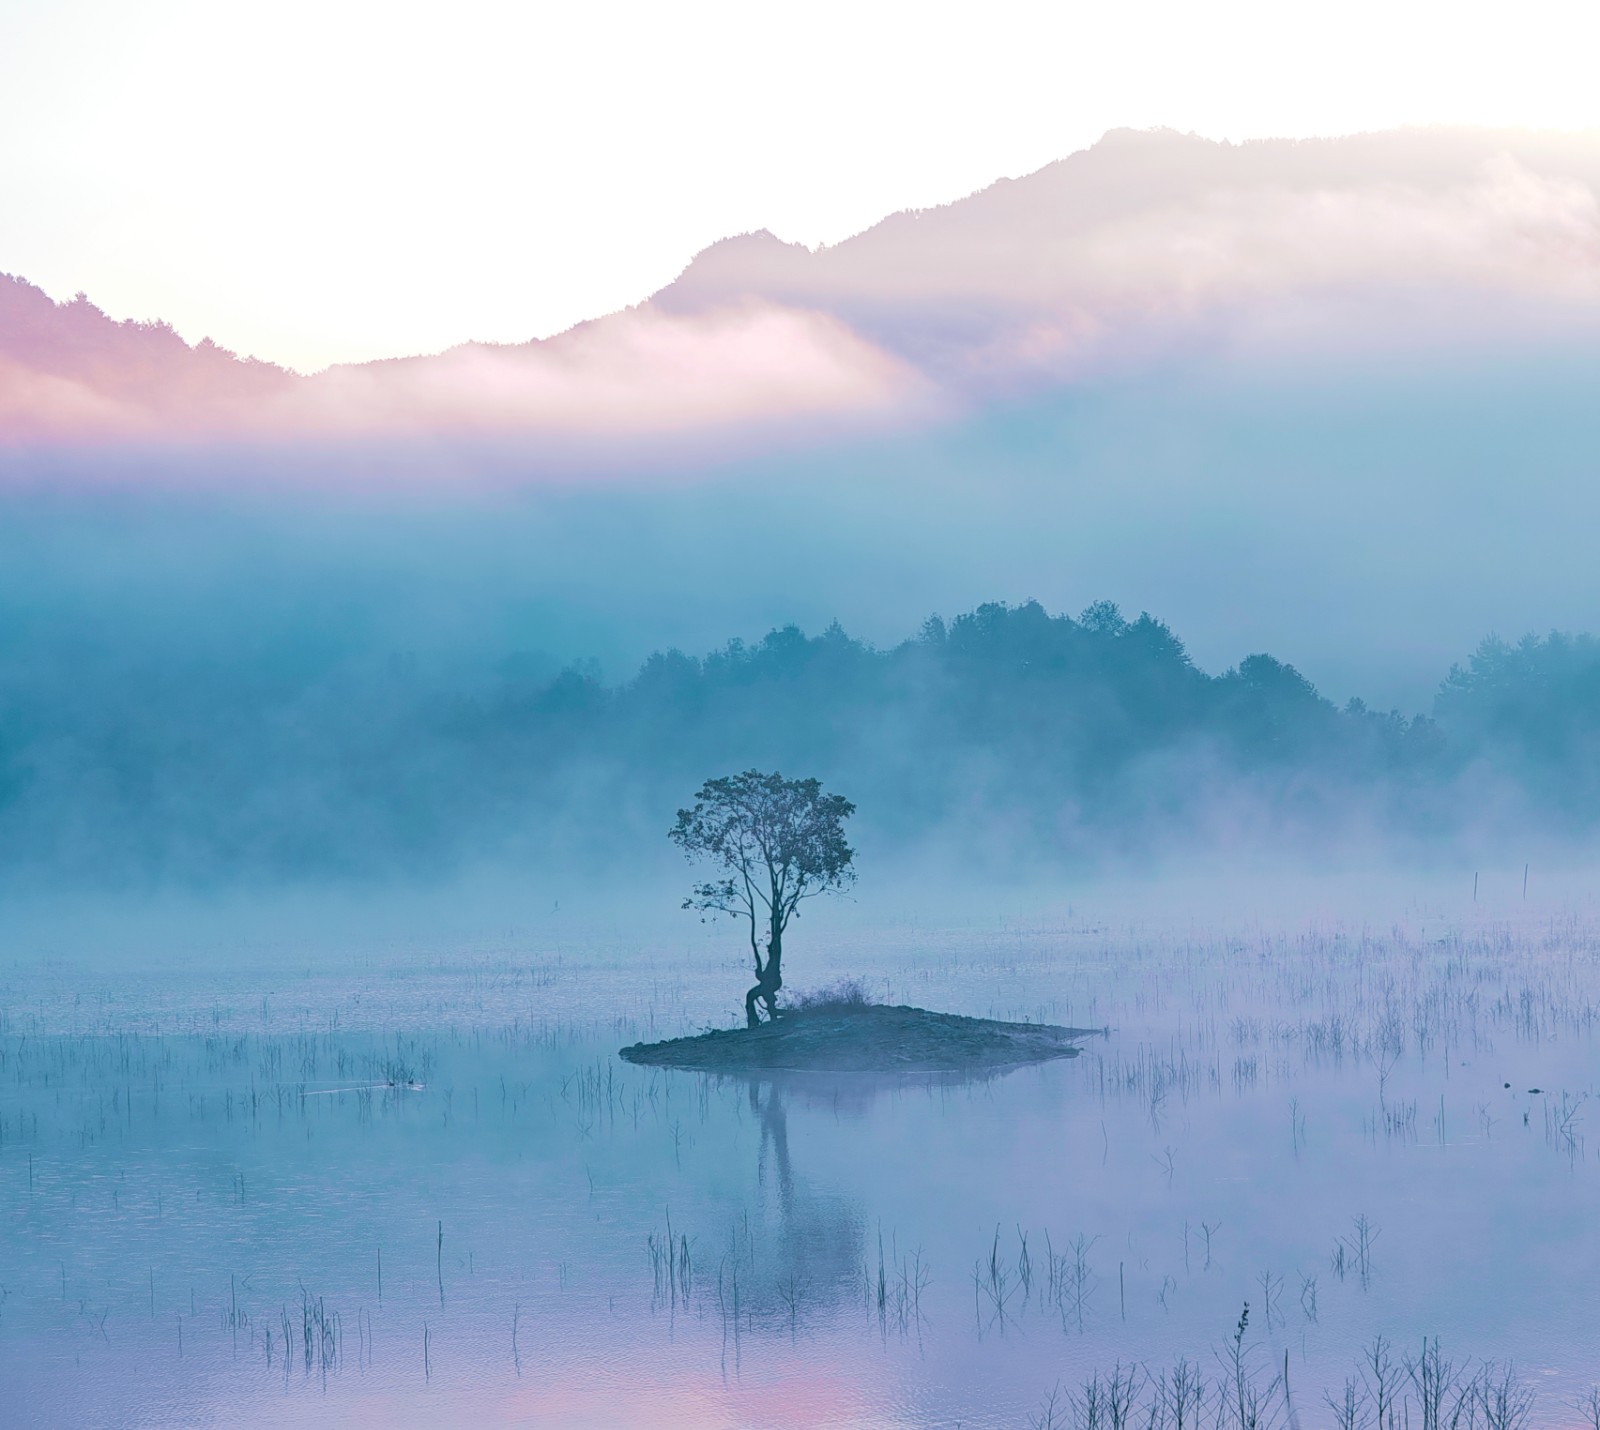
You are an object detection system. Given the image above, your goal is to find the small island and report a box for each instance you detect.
[642,770,1103,1073]
[620,1002,1099,1073]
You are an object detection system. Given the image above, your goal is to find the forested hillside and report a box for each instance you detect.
[0,598,1592,885]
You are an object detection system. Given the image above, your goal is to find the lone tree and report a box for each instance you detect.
[670,770,856,1027]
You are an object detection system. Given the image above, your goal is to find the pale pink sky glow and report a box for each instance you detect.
[3,0,1600,372]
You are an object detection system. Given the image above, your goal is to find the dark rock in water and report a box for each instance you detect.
[619,1003,1099,1073]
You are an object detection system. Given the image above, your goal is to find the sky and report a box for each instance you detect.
[4,0,1600,372]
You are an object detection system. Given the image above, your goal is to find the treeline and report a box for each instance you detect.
[0,599,1596,884]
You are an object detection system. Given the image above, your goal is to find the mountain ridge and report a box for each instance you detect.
[7,125,1600,448]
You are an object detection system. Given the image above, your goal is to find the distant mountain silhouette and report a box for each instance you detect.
[651,125,1600,387]
[0,275,295,439]
[7,126,1600,447]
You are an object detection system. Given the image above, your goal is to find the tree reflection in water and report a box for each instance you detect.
[696,1070,986,1355]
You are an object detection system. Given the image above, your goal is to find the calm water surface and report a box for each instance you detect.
[4,886,1599,1426]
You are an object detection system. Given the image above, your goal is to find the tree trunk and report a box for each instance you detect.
[763,942,782,1018]
[745,937,783,1027]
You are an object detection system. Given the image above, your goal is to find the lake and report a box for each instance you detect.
[3,872,1598,1426]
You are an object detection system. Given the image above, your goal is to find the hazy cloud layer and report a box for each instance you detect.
[0,283,918,450]
[292,304,925,439]
[7,127,1600,455]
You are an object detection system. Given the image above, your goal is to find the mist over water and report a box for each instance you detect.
[5,872,1600,1427]
[12,336,1600,682]
[5,340,1600,891]
[9,124,1600,1427]
[9,427,1600,1422]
